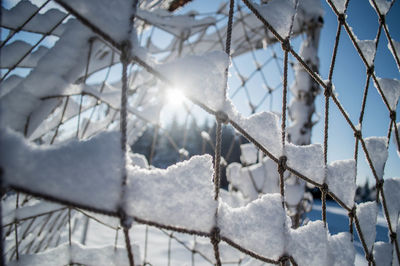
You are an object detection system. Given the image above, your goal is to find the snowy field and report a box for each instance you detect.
[310,200,388,266]
[68,199,387,266]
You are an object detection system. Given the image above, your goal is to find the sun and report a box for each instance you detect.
[166,88,186,106]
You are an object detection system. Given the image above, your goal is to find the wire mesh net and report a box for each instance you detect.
[1,0,400,265]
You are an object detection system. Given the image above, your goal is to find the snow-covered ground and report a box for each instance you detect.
[310,200,388,266]
[78,199,388,265]
[86,216,241,265]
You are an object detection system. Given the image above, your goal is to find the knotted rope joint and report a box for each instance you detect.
[321,183,329,194]
[379,14,385,25]
[210,226,221,245]
[354,130,362,139]
[118,207,133,229]
[278,156,287,175]
[338,13,346,24]
[88,36,96,44]
[120,40,132,64]
[390,111,396,121]
[391,232,397,242]
[281,38,291,52]
[215,110,229,124]
[376,179,384,191]
[367,65,374,76]
[366,252,374,263]
[348,207,356,219]
[279,254,289,264]
[324,81,332,97]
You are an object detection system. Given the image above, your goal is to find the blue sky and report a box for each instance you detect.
[172,0,400,185]
[316,0,400,184]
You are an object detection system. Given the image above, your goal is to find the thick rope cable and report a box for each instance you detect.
[321,12,342,228]
[117,1,140,265]
[279,46,289,208]
[119,40,135,266]
[354,214,376,266]
[210,1,235,264]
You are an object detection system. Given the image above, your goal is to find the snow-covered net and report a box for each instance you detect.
[1,0,400,265]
